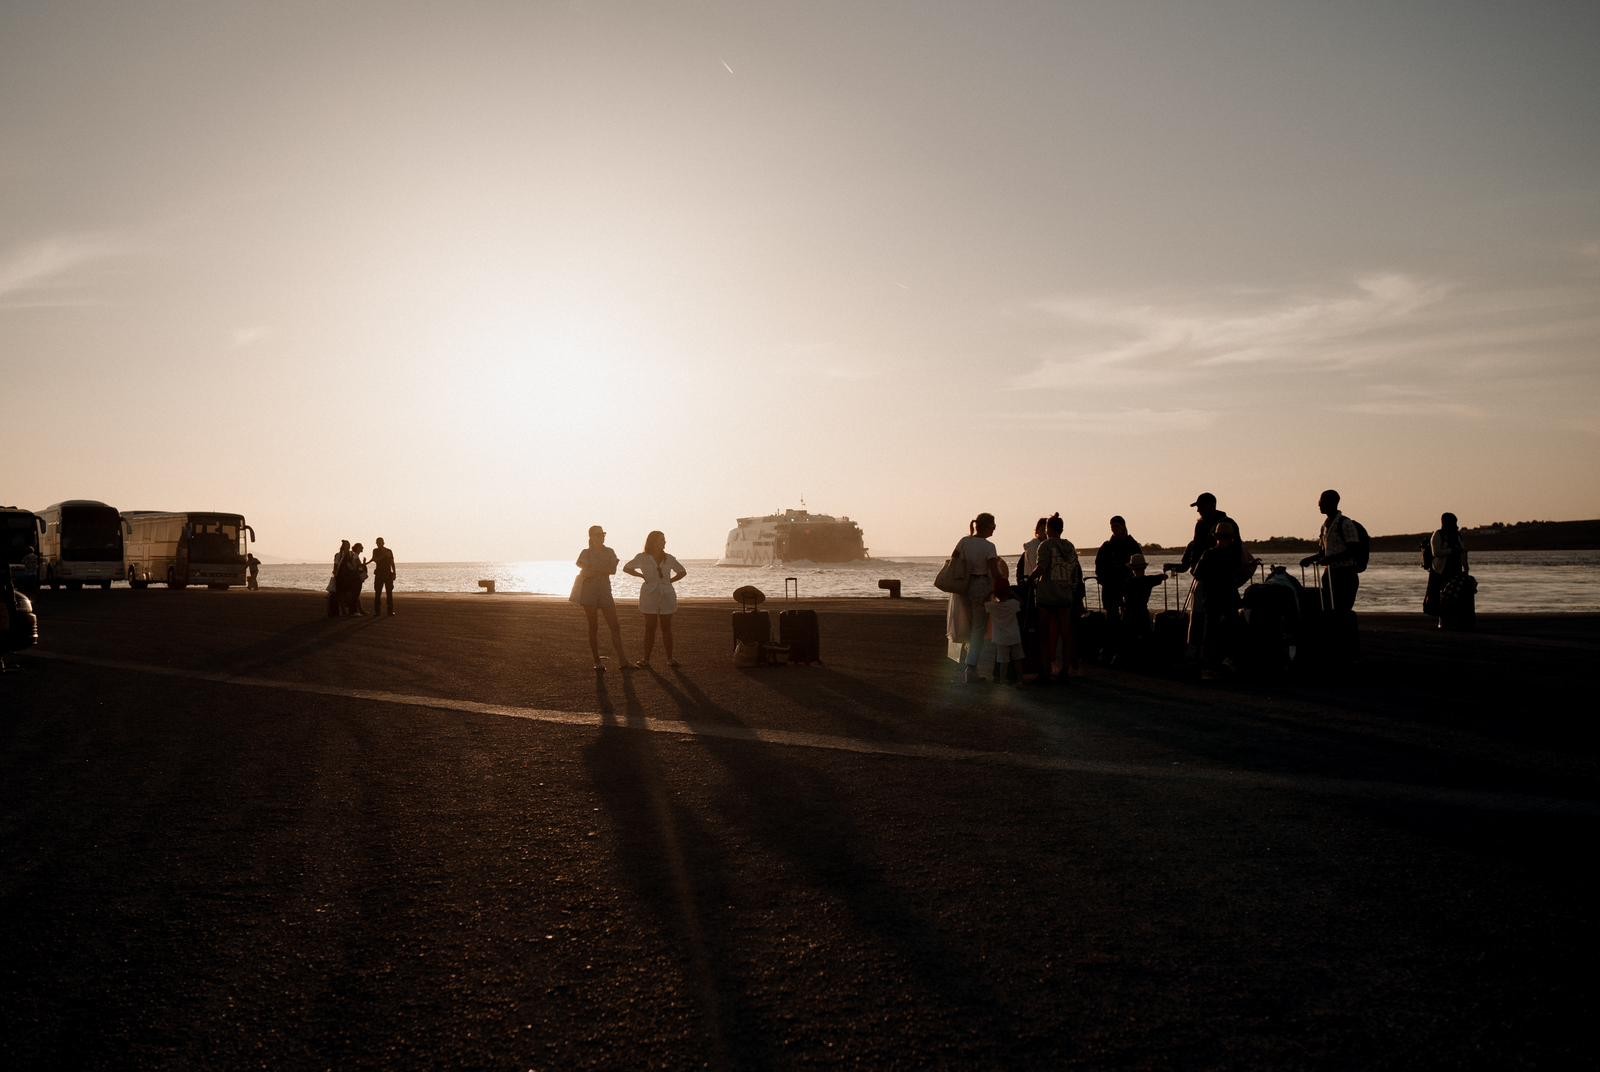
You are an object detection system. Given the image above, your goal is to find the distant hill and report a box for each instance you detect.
[1370,519,1600,553]
[1144,519,1600,556]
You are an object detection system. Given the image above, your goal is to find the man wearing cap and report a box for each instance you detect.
[1179,493,1235,574]
[1300,490,1360,614]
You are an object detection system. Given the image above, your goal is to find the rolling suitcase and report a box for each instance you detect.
[732,610,771,650]
[779,577,821,664]
[1151,570,1189,665]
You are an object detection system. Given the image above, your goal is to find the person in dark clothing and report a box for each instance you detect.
[1425,512,1472,629]
[1193,517,1247,680]
[369,537,396,616]
[1300,489,1361,614]
[1121,554,1165,633]
[1094,515,1143,629]
[1179,492,1235,575]
[332,540,353,615]
[245,553,260,590]
[340,542,368,615]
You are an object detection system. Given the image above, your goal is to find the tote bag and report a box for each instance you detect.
[933,541,970,594]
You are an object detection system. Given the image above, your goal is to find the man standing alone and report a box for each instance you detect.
[370,537,396,616]
[1301,490,1361,614]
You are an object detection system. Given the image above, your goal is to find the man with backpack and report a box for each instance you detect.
[1300,489,1367,614]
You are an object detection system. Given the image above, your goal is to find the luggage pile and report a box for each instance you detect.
[731,579,823,668]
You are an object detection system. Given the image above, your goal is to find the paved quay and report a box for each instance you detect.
[3,590,1597,1069]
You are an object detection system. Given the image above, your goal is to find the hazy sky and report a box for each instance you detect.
[4,1,1598,560]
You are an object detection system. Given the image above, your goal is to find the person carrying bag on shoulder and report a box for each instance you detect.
[944,512,1003,683]
[1030,513,1082,683]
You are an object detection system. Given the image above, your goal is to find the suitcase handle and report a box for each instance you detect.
[785,576,798,601]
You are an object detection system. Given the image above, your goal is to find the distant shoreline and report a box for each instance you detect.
[255,519,1600,565]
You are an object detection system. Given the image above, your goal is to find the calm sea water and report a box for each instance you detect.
[256,551,1600,614]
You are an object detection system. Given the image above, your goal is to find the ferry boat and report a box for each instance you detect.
[719,508,868,566]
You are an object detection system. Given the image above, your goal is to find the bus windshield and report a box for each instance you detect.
[61,506,123,562]
[3,515,39,564]
[189,516,243,563]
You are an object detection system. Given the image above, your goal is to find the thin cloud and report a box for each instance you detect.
[0,234,121,307]
[1341,399,1486,419]
[1006,407,1218,433]
[1338,385,1486,420]
[1015,273,1451,388]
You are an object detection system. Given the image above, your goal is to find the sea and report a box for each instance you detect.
[258,550,1600,614]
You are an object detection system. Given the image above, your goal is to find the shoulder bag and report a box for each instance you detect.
[933,540,971,594]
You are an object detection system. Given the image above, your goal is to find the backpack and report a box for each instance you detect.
[1037,540,1083,608]
[1347,519,1371,573]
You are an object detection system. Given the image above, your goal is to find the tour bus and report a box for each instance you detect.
[38,500,130,590]
[2,506,47,593]
[124,511,256,589]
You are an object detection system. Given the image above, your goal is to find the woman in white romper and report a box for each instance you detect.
[623,530,688,666]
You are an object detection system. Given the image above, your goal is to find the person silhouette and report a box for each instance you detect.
[369,537,396,616]
[572,525,634,672]
[623,530,687,666]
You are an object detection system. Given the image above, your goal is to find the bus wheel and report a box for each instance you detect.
[100,580,111,591]
[68,581,82,591]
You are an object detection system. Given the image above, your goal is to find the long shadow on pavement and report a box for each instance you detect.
[222,614,383,676]
[653,666,1025,1045]
[583,670,767,1071]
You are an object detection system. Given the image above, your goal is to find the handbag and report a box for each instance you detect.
[933,541,970,594]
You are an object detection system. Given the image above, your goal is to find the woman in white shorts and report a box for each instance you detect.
[572,525,634,672]
[623,530,688,666]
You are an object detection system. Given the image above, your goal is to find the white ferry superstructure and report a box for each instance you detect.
[719,508,868,566]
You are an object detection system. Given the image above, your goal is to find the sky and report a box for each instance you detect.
[3,0,1598,561]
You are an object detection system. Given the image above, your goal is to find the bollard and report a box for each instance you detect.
[478,579,496,594]
[878,579,901,598]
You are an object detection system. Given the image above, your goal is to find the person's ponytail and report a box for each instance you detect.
[969,518,978,536]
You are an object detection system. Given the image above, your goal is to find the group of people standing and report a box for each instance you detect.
[946,511,1089,685]
[572,526,688,671]
[330,538,397,616]
[946,490,1475,684]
